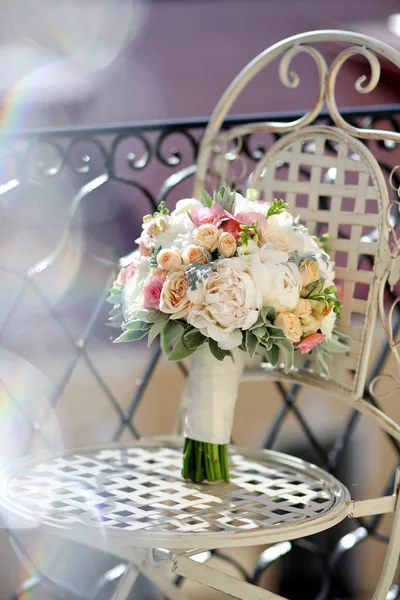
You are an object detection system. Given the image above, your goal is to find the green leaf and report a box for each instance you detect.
[148,318,169,347]
[114,328,149,343]
[123,319,148,330]
[136,309,167,324]
[183,328,207,350]
[321,335,351,354]
[266,324,286,339]
[265,344,280,366]
[251,326,266,340]
[201,189,213,208]
[261,306,277,323]
[160,320,185,354]
[245,330,259,359]
[208,339,233,362]
[276,338,294,373]
[168,336,198,361]
[185,262,214,291]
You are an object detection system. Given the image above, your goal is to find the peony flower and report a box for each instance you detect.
[321,310,336,339]
[193,224,220,252]
[294,298,312,319]
[171,198,203,217]
[301,314,322,335]
[300,259,320,286]
[297,333,325,354]
[157,248,182,272]
[181,244,208,265]
[250,251,302,311]
[218,232,236,258]
[274,312,302,343]
[187,258,262,349]
[140,275,164,310]
[189,202,225,228]
[160,270,191,320]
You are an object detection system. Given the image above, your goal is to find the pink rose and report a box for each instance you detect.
[297,333,325,354]
[189,203,225,227]
[118,263,136,285]
[140,275,164,310]
[138,233,154,257]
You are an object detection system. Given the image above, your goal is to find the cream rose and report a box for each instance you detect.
[157,248,182,272]
[311,300,332,319]
[159,271,191,320]
[193,224,220,252]
[301,314,322,336]
[250,250,302,311]
[218,232,237,258]
[181,244,208,265]
[321,310,336,339]
[274,312,302,343]
[294,298,312,319]
[187,258,262,349]
[300,259,320,286]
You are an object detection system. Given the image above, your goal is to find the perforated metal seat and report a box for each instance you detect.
[0,441,349,550]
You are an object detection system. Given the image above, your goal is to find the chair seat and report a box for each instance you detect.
[0,440,350,550]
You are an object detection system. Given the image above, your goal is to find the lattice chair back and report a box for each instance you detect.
[193,31,400,431]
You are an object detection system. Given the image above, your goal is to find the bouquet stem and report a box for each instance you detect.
[182,438,230,483]
[183,344,245,484]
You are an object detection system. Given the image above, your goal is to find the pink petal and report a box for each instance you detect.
[299,333,325,354]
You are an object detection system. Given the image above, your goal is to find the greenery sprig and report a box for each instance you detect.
[267,199,288,218]
[239,221,259,247]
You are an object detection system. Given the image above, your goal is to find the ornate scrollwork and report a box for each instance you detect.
[369,167,400,400]
[325,46,400,144]
[155,129,198,167]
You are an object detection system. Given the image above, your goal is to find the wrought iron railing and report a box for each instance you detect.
[1,105,400,599]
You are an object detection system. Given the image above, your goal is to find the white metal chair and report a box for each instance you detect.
[2,30,400,600]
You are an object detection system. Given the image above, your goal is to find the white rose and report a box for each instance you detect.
[250,252,302,311]
[321,310,336,339]
[187,258,262,349]
[171,198,203,217]
[237,240,260,264]
[122,256,150,320]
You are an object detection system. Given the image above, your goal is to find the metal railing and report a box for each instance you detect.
[1,105,400,599]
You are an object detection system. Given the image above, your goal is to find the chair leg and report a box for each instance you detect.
[111,565,139,600]
[372,473,400,600]
[172,554,288,600]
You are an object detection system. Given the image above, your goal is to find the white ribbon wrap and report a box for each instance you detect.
[184,345,245,445]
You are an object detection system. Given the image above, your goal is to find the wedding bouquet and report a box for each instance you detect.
[107,187,351,483]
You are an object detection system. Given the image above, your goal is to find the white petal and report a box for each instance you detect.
[219,329,242,349]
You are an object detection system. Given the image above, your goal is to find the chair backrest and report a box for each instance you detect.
[194,30,400,403]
